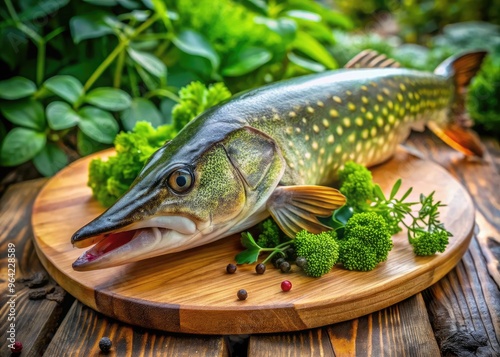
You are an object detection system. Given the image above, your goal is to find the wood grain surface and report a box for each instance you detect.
[30,147,476,335]
[0,180,70,357]
[43,301,228,357]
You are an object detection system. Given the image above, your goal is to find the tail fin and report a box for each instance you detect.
[428,51,487,157]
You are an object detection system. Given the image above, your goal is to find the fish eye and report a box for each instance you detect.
[167,168,193,194]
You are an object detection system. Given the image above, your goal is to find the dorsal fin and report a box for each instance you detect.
[345,50,401,69]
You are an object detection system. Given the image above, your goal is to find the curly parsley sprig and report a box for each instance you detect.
[404,192,452,256]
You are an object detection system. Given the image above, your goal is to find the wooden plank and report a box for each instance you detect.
[408,131,500,355]
[247,293,439,357]
[249,132,499,356]
[423,238,500,356]
[0,179,72,357]
[43,301,228,357]
[248,328,334,356]
[326,294,440,357]
[31,148,475,334]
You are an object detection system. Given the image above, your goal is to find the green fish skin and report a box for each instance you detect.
[71,51,486,271]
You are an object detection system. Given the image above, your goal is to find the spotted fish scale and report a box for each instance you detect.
[242,69,452,187]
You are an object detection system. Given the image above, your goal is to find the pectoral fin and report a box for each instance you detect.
[267,185,346,238]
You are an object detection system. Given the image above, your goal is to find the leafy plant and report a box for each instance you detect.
[88,81,231,207]
[405,192,452,256]
[0,0,351,176]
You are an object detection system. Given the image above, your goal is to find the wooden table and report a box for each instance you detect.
[1,131,499,356]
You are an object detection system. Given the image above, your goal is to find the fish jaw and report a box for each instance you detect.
[71,215,206,271]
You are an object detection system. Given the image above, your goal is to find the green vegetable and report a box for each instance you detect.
[88,122,176,207]
[338,212,393,271]
[235,230,293,265]
[409,230,450,256]
[338,161,375,212]
[406,192,452,256]
[338,162,451,259]
[173,0,281,62]
[88,81,231,207]
[467,55,500,137]
[256,219,282,248]
[295,230,340,277]
[172,81,232,132]
[338,162,414,235]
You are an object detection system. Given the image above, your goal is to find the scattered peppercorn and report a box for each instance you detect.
[281,280,292,292]
[255,263,266,274]
[226,263,237,274]
[295,257,307,268]
[285,247,297,260]
[274,257,285,269]
[279,261,291,273]
[10,341,23,354]
[99,337,112,352]
[237,289,248,300]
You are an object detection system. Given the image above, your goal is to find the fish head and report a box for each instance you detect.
[71,124,285,271]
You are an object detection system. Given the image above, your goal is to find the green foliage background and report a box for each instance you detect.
[0,0,499,177]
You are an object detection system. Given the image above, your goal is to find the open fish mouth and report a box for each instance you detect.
[71,216,198,271]
[72,228,167,270]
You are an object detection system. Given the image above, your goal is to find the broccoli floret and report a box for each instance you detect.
[294,230,339,277]
[256,219,281,248]
[172,82,231,132]
[88,122,176,207]
[338,161,375,212]
[88,81,231,207]
[409,230,449,256]
[339,212,393,271]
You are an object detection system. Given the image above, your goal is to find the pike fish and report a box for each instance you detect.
[72,50,486,271]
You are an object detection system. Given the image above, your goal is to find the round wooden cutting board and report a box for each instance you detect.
[31,148,474,335]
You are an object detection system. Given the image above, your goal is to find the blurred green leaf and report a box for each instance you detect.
[70,12,116,44]
[85,87,132,111]
[173,29,220,74]
[83,0,117,6]
[18,0,70,21]
[44,75,84,104]
[141,0,153,9]
[0,28,28,70]
[127,48,167,79]
[255,17,297,44]
[0,127,46,166]
[222,47,272,77]
[33,143,68,176]
[1,99,45,131]
[160,98,175,123]
[134,64,160,91]
[0,121,6,146]
[77,130,110,156]
[293,31,337,69]
[46,101,80,130]
[118,0,140,9]
[151,0,171,30]
[239,0,268,15]
[78,106,119,144]
[0,77,37,100]
[292,18,335,43]
[285,10,321,22]
[287,0,353,29]
[288,52,325,72]
[121,98,163,131]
